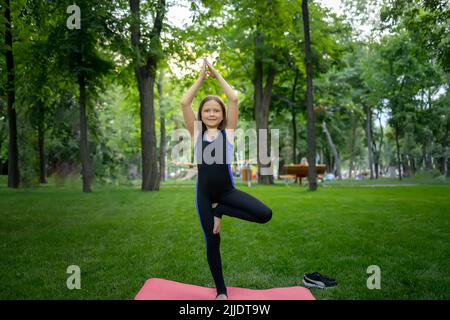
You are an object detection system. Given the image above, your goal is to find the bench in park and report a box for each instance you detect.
[281,164,326,185]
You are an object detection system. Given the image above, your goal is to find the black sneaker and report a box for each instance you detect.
[303,272,337,288]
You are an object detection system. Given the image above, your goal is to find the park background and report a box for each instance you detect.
[0,0,449,299]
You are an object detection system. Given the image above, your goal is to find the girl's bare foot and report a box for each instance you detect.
[212,203,221,234]
[213,216,221,234]
[216,294,228,300]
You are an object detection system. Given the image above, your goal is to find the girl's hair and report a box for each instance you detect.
[197,95,227,132]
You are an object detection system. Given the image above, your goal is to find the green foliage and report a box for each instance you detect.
[1,0,448,188]
[380,0,450,72]
[45,91,80,168]
[0,100,6,165]
[91,84,141,184]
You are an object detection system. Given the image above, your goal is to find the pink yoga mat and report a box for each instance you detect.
[134,278,315,300]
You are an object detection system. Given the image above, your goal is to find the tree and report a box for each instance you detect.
[157,69,166,182]
[380,0,450,73]
[16,0,55,185]
[2,0,20,188]
[302,0,317,190]
[48,0,114,192]
[129,0,165,191]
[321,121,341,179]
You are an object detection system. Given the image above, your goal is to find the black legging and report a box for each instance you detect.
[195,186,272,296]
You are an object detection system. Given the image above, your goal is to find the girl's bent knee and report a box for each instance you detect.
[261,208,272,223]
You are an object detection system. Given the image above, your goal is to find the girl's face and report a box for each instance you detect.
[201,100,223,129]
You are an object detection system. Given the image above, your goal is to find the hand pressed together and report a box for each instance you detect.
[199,58,219,81]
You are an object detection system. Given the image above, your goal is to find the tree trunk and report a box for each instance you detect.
[302,0,317,191]
[426,132,433,170]
[443,117,449,176]
[421,144,426,170]
[136,67,160,190]
[291,109,297,164]
[4,0,20,188]
[0,138,2,175]
[321,122,341,179]
[291,69,299,164]
[349,115,357,178]
[158,70,166,182]
[395,124,402,180]
[372,140,379,179]
[364,104,374,179]
[374,160,379,179]
[324,148,331,172]
[401,154,407,177]
[78,68,92,192]
[373,112,384,179]
[253,31,275,184]
[130,0,164,191]
[37,102,47,184]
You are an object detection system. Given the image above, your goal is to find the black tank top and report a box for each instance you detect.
[195,129,234,201]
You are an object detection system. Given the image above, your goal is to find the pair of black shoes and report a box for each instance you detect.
[303,272,337,289]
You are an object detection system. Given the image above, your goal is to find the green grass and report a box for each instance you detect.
[322,174,450,187]
[0,175,449,299]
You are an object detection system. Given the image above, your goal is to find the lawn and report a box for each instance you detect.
[0,176,449,299]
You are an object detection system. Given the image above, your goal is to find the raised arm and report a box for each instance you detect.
[205,59,239,130]
[180,61,207,136]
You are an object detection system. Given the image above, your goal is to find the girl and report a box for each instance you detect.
[180,59,273,300]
